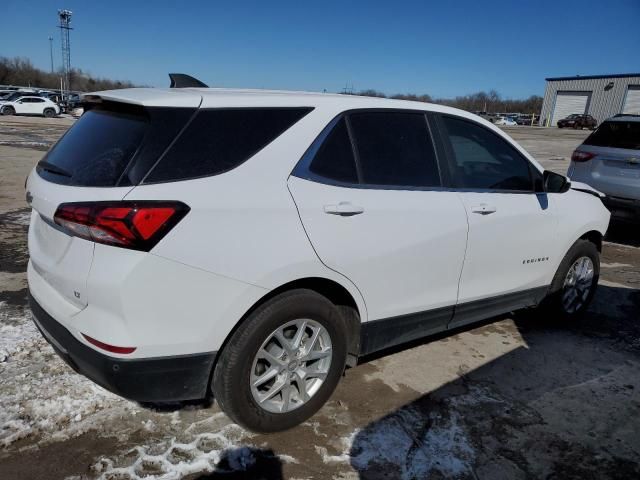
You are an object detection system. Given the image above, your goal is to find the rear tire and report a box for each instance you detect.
[212,289,348,433]
[2,106,15,116]
[43,108,55,118]
[539,239,600,321]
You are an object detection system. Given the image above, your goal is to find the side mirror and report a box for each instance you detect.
[543,170,571,193]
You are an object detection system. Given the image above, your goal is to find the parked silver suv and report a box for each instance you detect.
[569,115,640,221]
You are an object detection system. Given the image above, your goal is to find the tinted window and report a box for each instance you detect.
[349,112,441,187]
[37,105,148,187]
[146,108,312,183]
[584,121,640,150]
[308,117,358,183]
[442,116,532,190]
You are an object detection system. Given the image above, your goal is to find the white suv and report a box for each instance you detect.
[27,86,610,432]
[1,95,60,117]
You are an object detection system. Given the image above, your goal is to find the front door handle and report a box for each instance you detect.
[324,202,364,216]
[471,203,497,215]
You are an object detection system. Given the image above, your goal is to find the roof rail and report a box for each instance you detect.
[168,73,208,88]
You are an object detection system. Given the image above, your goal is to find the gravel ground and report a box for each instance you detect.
[0,117,638,479]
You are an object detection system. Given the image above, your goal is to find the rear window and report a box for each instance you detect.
[37,105,149,186]
[584,121,640,150]
[145,108,313,183]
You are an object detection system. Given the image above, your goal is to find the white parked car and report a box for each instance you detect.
[26,85,610,432]
[1,95,60,118]
[495,116,517,126]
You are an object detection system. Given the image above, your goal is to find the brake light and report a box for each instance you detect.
[54,201,189,251]
[82,334,136,354]
[571,150,595,162]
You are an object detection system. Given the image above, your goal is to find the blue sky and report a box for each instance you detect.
[1,0,639,98]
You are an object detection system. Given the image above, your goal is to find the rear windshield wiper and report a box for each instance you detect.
[37,161,72,178]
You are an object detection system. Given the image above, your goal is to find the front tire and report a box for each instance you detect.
[2,106,15,116]
[541,239,600,320]
[43,108,55,118]
[212,289,348,433]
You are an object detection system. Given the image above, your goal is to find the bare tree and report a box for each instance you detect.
[0,56,135,91]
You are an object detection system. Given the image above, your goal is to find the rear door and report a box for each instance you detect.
[289,110,468,332]
[435,114,557,326]
[29,97,46,114]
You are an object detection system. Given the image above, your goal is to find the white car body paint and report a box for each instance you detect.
[2,96,60,116]
[26,87,610,367]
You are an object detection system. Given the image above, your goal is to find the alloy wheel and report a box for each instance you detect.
[250,319,332,413]
[562,256,595,314]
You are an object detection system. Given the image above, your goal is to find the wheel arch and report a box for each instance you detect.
[579,229,603,252]
[212,276,364,386]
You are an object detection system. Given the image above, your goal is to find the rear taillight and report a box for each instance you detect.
[54,201,189,251]
[571,150,595,162]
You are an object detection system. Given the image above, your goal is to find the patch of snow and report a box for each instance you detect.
[0,303,137,448]
[348,407,474,479]
[0,140,50,148]
[90,426,271,480]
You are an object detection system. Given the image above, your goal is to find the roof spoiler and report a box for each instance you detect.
[168,73,208,88]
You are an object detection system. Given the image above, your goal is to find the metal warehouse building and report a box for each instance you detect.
[540,73,640,127]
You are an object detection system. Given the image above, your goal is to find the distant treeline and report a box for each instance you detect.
[350,89,543,114]
[0,56,542,113]
[0,57,135,92]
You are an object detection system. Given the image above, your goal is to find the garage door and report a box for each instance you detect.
[622,86,640,114]
[551,92,590,126]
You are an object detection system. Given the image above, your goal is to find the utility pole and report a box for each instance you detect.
[48,36,54,73]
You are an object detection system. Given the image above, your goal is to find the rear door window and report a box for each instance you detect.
[348,111,441,187]
[308,117,358,184]
[145,108,312,183]
[584,121,640,150]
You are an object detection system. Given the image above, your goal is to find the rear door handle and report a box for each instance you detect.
[324,202,364,216]
[471,204,497,215]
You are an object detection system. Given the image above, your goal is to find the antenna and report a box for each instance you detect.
[58,9,73,100]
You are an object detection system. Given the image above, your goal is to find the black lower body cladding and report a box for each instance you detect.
[29,294,216,403]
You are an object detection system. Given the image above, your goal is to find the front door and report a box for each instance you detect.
[436,114,557,327]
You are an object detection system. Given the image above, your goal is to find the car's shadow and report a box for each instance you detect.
[605,219,640,248]
[349,284,640,479]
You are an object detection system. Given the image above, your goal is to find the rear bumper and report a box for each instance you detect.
[602,195,640,221]
[29,294,216,403]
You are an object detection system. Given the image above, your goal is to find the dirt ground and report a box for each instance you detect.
[0,117,638,480]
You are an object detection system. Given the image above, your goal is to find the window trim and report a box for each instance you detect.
[434,113,542,194]
[292,108,447,191]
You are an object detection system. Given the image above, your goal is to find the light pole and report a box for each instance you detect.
[48,36,54,73]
